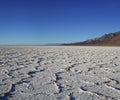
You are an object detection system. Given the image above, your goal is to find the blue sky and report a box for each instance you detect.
[0,0,120,45]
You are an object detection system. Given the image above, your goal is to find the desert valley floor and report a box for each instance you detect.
[0,46,120,100]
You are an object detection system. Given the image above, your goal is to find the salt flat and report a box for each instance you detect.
[0,46,120,100]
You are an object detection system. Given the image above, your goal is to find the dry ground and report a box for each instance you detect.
[0,46,120,100]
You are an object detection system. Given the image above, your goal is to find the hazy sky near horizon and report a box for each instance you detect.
[0,0,120,45]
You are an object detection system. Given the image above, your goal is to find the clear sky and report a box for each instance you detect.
[0,0,120,45]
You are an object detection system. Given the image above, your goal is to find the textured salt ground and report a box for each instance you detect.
[0,46,120,100]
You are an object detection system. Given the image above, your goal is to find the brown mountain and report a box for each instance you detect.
[63,31,120,46]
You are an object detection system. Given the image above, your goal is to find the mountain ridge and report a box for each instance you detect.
[63,31,120,46]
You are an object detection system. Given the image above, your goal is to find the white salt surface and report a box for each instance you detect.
[0,46,120,100]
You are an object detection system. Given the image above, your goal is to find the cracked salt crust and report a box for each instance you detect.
[0,46,120,100]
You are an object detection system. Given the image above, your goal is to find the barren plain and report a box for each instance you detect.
[0,46,120,100]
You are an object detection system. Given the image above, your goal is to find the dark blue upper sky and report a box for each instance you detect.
[0,0,120,45]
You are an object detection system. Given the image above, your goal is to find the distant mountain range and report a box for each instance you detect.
[63,31,120,46]
[45,43,61,46]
